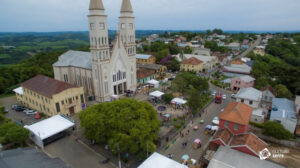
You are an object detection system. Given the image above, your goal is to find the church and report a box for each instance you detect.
[53,0,137,102]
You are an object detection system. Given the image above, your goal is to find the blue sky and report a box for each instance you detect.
[1,0,300,32]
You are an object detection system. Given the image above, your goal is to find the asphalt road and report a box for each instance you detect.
[233,35,262,60]
[158,84,234,163]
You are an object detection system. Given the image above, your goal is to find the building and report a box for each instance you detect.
[14,75,85,116]
[0,147,70,168]
[53,0,137,102]
[207,146,285,168]
[136,54,156,64]
[250,108,265,123]
[175,54,217,70]
[210,102,268,158]
[270,98,297,133]
[138,152,188,168]
[254,46,266,56]
[261,85,276,103]
[222,64,252,77]
[296,95,300,115]
[192,47,211,56]
[235,87,262,108]
[137,68,155,85]
[24,115,75,148]
[231,75,255,93]
[219,102,253,134]
[226,42,240,50]
[180,57,204,73]
[137,63,167,79]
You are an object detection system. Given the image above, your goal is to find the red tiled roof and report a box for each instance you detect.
[181,57,203,65]
[21,75,77,98]
[230,133,267,156]
[137,68,155,79]
[230,59,244,65]
[261,85,277,96]
[219,102,253,125]
[212,128,233,145]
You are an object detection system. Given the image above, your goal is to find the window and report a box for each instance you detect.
[225,121,229,127]
[61,101,64,105]
[55,102,60,112]
[63,74,68,82]
[241,99,244,103]
[90,23,95,30]
[234,124,239,130]
[249,101,253,105]
[76,96,78,100]
[105,82,108,94]
[129,23,133,29]
[99,23,105,29]
[265,96,268,100]
[121,23,126,29]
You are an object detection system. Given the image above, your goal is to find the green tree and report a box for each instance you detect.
[184,46,193,54]
[162,93,174,104]
[167,58,180,72]
[155,49,170,64]
[79,99,160,160]
[0,122,29,145]
[263,121,294,140]
[275,84,293,99]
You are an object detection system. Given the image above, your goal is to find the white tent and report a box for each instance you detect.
[171,98,187,105]
[150,91,164,98]
[24,115,75,148]
[138,152,188,168]
[147,79,159,88]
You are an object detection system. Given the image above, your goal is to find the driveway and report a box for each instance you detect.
[158,88,233,163]
[44,135,116,168]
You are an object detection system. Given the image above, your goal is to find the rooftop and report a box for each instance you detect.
[177,54,216,63]
[237,75,255,83]
[53,50,92,70]
[181,57,203,65]
[212,128,233,145]
[21,75,77,98]
[222,64,252,74]
[136,54,153,60]
[271,98,296,120]
[137,68,155,79]
[235,87,262,101]
[138,152,187,168]
[261,85,276,96]
[208,146,285,168]
[0,147,71,168]
[137,63,162,70]
[219,102,253,125]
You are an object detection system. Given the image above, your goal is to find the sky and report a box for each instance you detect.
[1,0,300,32]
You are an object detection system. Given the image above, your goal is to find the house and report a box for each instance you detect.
[137,63,167,79]
[217,41,225,47]
[0,147,70,168]
[137,68,155,85]
[138,152,188,168]
[261,85,276,103]
[250,108,265,123]
[296,95,300,115]
[254,46,266,56]
[222,64,252,78]
[241,39,250,50]
[176,54,217,70]
[210,102,268,158]
[207,146,285,168]
[192,47,211,56]
[270,98,297,133]
[235,87,262,108]
[231,75,255,93]
[226,42,240,50]
[180,57,204,73]
[14,75,85,116]
[136,54,156,64]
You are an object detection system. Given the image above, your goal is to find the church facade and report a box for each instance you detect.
[53,0,137,102]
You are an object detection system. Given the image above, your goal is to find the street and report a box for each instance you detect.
[158,84,233,163]
[233,35,262,60]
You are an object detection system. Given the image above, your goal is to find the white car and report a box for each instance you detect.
[231,94,236,99]
[212,91,217,96]
[222,94,227,100]
[24,109,37,115]
[212,116,219,125]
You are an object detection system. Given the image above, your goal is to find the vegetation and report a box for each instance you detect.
[263,121,294,140]
[249,121,264,128]
[79,99,161,160]
[204,41,229,53]
[162,93,174,104]
[160,55,180,72]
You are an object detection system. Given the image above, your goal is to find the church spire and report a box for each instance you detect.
[120,0,133,13]
[89,0,105,10]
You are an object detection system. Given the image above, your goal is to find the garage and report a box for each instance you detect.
[24,114,75,148]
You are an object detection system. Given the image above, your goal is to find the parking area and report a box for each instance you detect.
[0,96,42,125]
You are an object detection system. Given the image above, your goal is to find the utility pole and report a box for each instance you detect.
[118,143,121,168]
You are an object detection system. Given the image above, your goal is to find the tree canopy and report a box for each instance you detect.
[0,122,29,145]
[79,98,161,160]
[263,121,294,140]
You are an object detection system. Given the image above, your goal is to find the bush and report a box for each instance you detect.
[263,121,294,140]
[162,93,174,104]
[250,121,264,128]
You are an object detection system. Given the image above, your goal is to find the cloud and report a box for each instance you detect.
[0,0,300,32]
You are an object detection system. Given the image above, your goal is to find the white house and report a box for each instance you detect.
[235,87,262,108]
[250,108,265,123]
[261,86,276,103]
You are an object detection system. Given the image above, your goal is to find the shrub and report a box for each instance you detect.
[250,121,264,128]
[162,93,174,104]
[263,121,294,140]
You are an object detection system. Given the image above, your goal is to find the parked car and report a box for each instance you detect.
[15,106,26,112]
[35,112,41,119]
[24,109,37,115]
[212,91,217,96]
[222,94,227,100]
[231,94,236,99]
[212,116,219,125]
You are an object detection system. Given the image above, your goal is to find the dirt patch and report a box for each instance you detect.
[268,143,300,168]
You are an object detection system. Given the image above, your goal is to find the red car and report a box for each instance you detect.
[35,112,41,119]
